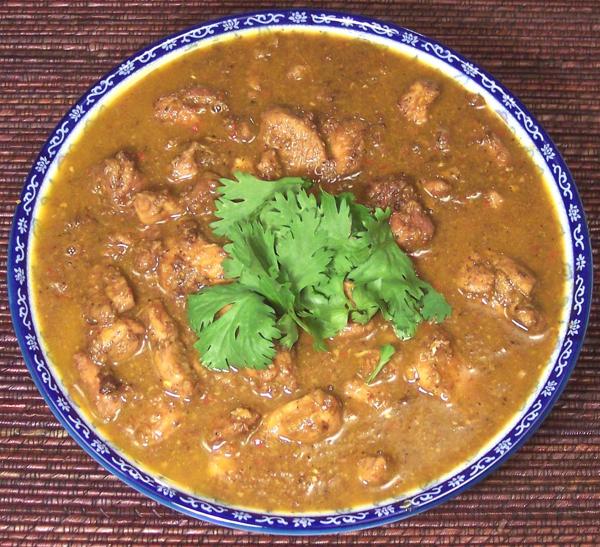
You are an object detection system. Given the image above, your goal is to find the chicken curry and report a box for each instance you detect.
[31,30,567,512]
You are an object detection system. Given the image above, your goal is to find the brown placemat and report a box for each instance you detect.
[1,1,599,544]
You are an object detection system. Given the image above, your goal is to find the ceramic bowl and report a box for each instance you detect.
[7,9,592,535]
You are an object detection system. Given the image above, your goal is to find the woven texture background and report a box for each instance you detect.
[1,1,599,544]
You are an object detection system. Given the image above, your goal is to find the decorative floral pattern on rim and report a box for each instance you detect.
[7,10,592,535]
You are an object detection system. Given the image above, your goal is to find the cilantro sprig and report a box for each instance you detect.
[187,172,451,371]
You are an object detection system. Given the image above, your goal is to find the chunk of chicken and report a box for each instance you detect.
[398,80,440,125]
[224,115,255,144]
[357,454,389,486]
[134,397,183,446]
[421,178,453,200]
[132,239,163,275]
[242,349,298,399]
[365,175,435,252]
[103,266,135,313]
[94,151,144,207]
[152,343,196,399]
[207,407,261,450]
[322,118,366,176]
[154,86,229,128]
[256,149,283,180]
[169,142,218,183]
[479,131,511,168]
[263,389,343,443]
[84,296,115,327]
[259,107,327,176]
[158,222,226,296]
[405,330,460,399]
[90,318,145,363]
[343,379,393,411]
[457,251,542,330]
[74,352,125,421]
[180,171,220,218]
[142,300,197,399]
[389,204,435,253]
[207,453,238,480]
[133,190,182,224]
[143,300,178,344]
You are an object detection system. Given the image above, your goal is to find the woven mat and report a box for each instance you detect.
[1,1,599,544]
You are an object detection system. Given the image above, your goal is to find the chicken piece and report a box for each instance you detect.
[102,232,133,260]
[133,190,182,224]
[479,131,511,168]
[207,407,261,450]
[158,222,226,296]
[132,239,163,275]
[421,178,453,200]
[103,266,135,313]
[398,80,440,125]
[365,173,420,210]
[169,142,218,183]
[85,265,135,323]
[142,300,178,344]
[152,343,196,399]
[389,204,435,253]
[343,379,393,411]
[364,175,435,251]
[90,318,145,363]
[457,251,541,331]
[74,352,125,421]
[84,296,115,327]
[170,143,200,182]
[142,300,197,399]
[256,149,283,180]
[357,454,389,486]
[259,107,328,176]
[207,453,238,480]
[511,302,543,330]
[134,397,183,446]
[322,118,366,176]
[94,151,144,207]
[154,86,229,128]
[242,349,298,399]
[224,115,255,144]
[405,330,460,399]
[263,389,343,443]
[181,171,220,218]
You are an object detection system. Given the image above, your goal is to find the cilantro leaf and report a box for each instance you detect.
[188,283,280,370]
[275,198,333,293]
[349,208,450,339]
[366,344,396,384]
[188,172,451,372]
[223,220,295,313]
[211,171,310,238]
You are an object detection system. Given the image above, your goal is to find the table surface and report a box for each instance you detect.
[1,1,599,544]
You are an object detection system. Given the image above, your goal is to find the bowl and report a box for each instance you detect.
[7,9,592,535]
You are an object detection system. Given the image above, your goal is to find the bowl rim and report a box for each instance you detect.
[7,8,593,535]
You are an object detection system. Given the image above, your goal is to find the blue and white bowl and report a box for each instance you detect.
[7,10,592,535]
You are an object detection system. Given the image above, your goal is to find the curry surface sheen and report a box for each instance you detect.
[31,31,566,512]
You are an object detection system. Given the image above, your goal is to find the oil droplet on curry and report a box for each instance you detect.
[31,31,567,512]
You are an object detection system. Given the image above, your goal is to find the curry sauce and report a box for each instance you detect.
[31,31,567,512]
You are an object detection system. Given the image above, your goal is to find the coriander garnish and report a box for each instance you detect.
[366,344,396,385]
[187,172,451,371]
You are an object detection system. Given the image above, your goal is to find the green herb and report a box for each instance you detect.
[187,171,451,371]
[366,344,397,384]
